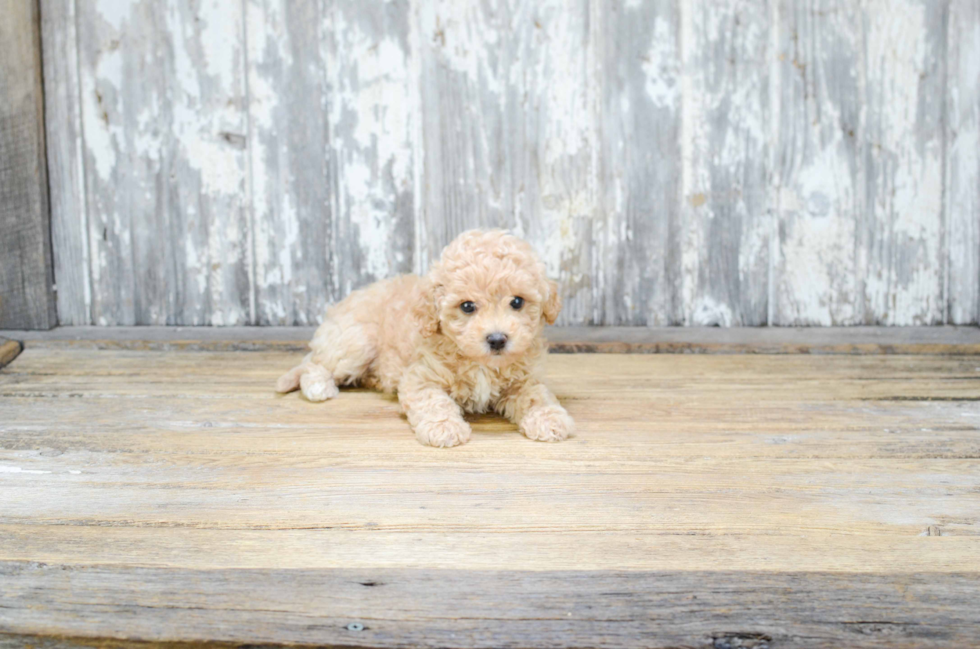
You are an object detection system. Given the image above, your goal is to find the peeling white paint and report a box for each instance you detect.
[642,17,679,111]
[947,2,980,324]
[691,296,735,327]
[42,0,980,326]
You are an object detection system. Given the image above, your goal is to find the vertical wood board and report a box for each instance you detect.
[594,0,682,325]
[41,0,90,326]
[327,0,416,298]
[680,0,771,326]
[246,0,332,326]
[75,0,251,325]
[863,0,946,325]
[772,0,867,325]
[414,0,595,324]
[0,0,57,330]
[947,0,980,325]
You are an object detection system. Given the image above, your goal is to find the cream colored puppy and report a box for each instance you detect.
[276,229,574,447]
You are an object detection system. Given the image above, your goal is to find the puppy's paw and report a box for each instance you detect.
[520,406,574,442]
[414,418,472,448]
[300,372,339,402]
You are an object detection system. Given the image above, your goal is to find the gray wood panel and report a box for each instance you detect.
[416,0,595,324]
[0,0,56,330]
[41,0,89,326]
[772,0,868,325]
[681,0,771,326]
[327,0,416,296]
[595,0,682,325]
[2,564,979,648]
[71,0,251,326]
[947,0,980,325]
[863,0,946,325]
[6,324,980,355]
[247,0,333,326]
[39,0,980,326]
[773,0,950,326]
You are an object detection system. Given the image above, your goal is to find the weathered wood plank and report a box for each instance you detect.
[864,0,946,325]
[40,0,91,326]
[3,347,980,645]
[1,565,978,648]
[246,0,332,325]
[947,0,980,325]
[5,325,980,355]
[414,0,595,324]
[773,0,948,326]
[3,350,980,545]
[772,0,866,325]
[76,0,251,326]
[326,0,415,298]
[680,0,770,326]
[36,0,980,328]
[595,0,681,325]
[0,0,57,330]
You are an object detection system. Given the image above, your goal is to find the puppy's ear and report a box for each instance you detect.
[542,279,562,325]
[412,277,441,337]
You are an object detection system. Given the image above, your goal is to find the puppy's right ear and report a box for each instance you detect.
[542,278,562,325]
[411,277,440,337]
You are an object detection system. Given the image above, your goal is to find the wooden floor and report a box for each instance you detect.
[1,336,979,647]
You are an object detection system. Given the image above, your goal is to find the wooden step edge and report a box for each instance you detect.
[1,326,979,355]
[0,338,24,368]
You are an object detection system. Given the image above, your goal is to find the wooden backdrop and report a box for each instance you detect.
[40,0,980,327]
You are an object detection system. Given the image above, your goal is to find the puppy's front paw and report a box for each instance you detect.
[414,418,472,448]
[520,406,574,442]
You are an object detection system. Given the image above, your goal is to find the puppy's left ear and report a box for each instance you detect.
[412,277,441,337]
[542,279,562,325]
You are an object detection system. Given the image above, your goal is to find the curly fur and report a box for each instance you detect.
[276,229,574,447]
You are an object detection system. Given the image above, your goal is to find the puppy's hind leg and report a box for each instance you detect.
[299,362,339,402]
[275,353,339,402]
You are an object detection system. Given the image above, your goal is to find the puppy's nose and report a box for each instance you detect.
[486,332,508,351]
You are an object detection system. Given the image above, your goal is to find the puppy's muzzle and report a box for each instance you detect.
[486,332,508,352]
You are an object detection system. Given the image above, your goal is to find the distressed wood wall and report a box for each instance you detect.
[40,0,980,326]
[1,0,57,329]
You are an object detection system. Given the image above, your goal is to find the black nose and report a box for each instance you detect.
[486,332,508,351]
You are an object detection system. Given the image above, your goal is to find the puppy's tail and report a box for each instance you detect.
[276,365,304,393]
[276,353,312,393]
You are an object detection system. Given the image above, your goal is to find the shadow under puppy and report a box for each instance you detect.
[276,229,574,447]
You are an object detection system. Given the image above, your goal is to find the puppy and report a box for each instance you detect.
[276,229,574,447]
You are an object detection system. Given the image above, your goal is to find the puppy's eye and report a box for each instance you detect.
[510,296,524,310]
[460,301,476,314]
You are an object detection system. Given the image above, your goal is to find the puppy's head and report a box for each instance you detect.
[413,230,561,363]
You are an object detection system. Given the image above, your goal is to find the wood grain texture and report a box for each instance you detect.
[1,348,979,646]
[39,1,980,326]
[74,0,251,326]
[772,0,867,325]
[41,0,90,326]
[947,0,980,325]
[415,0,595,324]
[0,0,56,330]
[773,0,953,326]
[6,325,980,355]
[246,0,332,326]
[680,0,770,326]
[327,0,415,297]
[863,0,946,325]
[2,568,979,649]
[594,0,681,326]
